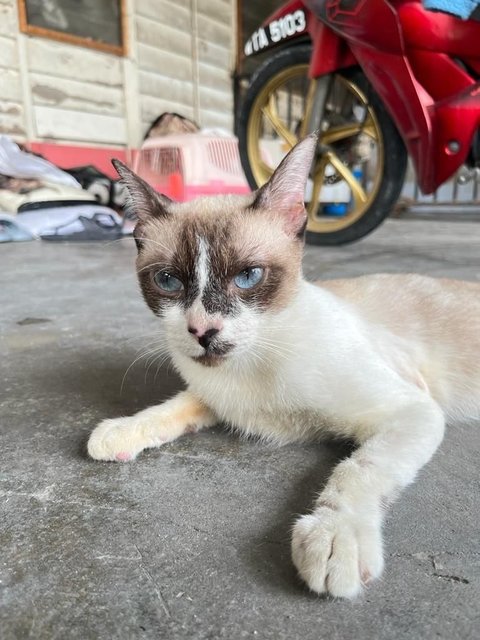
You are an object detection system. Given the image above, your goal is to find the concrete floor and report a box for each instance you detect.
[1,218,479,640]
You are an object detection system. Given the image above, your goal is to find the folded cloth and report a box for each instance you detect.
[15,203,126,241]
[0,213,35,242]
[424,0,480,19]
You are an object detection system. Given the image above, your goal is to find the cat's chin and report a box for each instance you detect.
[191,353,228,367]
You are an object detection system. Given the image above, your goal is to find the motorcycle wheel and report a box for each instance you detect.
[237,45,407,246]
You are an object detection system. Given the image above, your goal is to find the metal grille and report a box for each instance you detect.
[401,162,480,206]
[206,139,245,175]
[137,147,183,177]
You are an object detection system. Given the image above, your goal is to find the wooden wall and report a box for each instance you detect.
[0,0,25,137]
[195,0,234,130]
[0,0,236,149]
[135,0,234,134]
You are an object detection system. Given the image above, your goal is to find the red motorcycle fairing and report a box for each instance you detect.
[245,0,356,76]
[399,1,480,57]
[307,14,356,77]
[307,0,480,193]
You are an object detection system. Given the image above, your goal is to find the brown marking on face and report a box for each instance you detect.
[135,194,304,317]
[192,354,226,367]
[227,210,303,312]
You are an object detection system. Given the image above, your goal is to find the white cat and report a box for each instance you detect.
[88,135,480,598]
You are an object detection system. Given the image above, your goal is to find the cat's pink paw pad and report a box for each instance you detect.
[115,452,132,462]
[360,568,373,585]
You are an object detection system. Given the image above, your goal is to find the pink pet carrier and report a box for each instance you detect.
[133,133,250,201]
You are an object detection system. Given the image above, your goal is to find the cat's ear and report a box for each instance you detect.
[112,159,172,221]
[251,133,318,236]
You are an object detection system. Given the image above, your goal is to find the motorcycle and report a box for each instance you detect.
[238,0,480,245]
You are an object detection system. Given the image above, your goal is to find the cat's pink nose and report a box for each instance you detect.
[188,326,220,349]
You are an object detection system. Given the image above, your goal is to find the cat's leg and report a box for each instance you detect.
[88,390,217,462]
[291,392,445,598]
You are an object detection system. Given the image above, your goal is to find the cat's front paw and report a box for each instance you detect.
[291,509,384,599]
[87,417,158,462]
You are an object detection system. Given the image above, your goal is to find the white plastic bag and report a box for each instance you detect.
[0,136,81,188]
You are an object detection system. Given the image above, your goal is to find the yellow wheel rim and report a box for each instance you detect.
[246,65,384,234]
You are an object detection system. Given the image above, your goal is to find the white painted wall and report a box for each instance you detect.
[0,0,236,148]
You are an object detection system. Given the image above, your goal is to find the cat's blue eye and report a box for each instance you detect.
[153,271,184,293]
[234,267,264,289]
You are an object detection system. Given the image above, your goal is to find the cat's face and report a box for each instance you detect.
[114,135,317,368]
[134,197,303,367]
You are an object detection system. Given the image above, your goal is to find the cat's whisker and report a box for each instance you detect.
[154,353,173,383]
[137,262,170,274]
[93,234,139,249]
[262,337,296,352]
[144,344,170,368]
[121,351,152,393]
[247,348,270,370]
[121,340,170,392]
[144,350,162,373]
[143,347,170,374]
[263,347,295,361]
[255,340,295,361]
[146,353,169,385]
[125,330,165,343]
[133,342,163,359]
[133,236,174,252]
[136,343,168,362]
[165,358,177,378]
[257,337,295,352]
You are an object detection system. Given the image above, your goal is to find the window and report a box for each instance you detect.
[18,0,126,56]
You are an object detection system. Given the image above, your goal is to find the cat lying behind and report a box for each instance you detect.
[88,135,480,598]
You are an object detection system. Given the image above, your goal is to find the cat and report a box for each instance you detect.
[88,134,480,598]
[144,112,199,140]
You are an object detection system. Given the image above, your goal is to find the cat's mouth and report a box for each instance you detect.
[191,342,234,367]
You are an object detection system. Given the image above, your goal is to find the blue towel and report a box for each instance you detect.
[424,0,480,19]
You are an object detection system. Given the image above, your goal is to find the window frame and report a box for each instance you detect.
[17,0,127,56]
